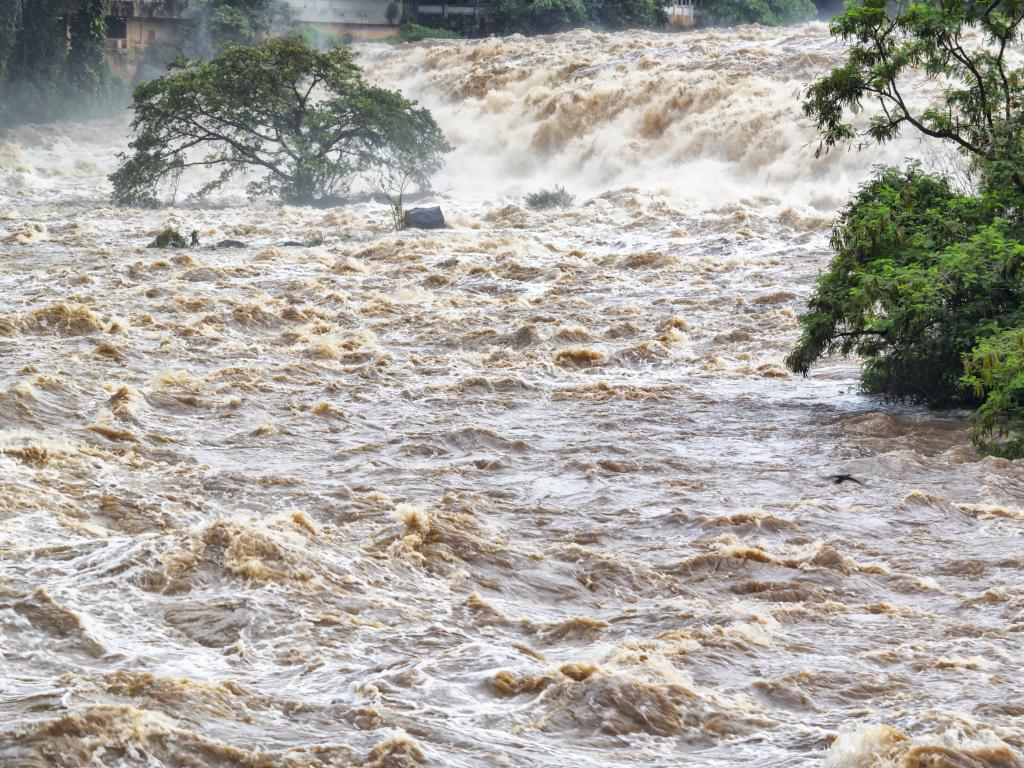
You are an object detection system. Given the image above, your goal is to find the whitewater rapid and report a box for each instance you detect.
[1,23,1022,768]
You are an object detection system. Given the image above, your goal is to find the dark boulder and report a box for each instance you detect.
[403,206,446,230]
[216,239,246,249]
[148,228,188,248]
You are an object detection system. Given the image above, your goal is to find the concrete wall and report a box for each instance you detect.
[286,0,397,27]
[104,1,400,81]
[106,16,183,81]
[666,1,696,26]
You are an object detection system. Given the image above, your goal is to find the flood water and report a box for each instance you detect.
[1,23,1023,768]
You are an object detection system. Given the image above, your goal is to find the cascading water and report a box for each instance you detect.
[1,24,1022,768]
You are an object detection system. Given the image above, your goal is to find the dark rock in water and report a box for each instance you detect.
[216,239,246,249]
[148,228,188,249]
[403,206,446,230]
[279,241,304,247]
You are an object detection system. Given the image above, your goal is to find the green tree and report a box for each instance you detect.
[588,0,668,28]
[803,0,1024,188]
[68,0,113,99]
[789,0,1024,455]
[485,0,589,34]
[110,37,452,206]
[698,0,815,26]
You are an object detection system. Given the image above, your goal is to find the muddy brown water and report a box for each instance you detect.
[1,23,1022,768]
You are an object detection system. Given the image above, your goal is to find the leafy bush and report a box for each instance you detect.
[963,328,1024,457]
[395,23,460,41]
[148,227,190,249]
[525,185,575,210]
[698,0,816,26]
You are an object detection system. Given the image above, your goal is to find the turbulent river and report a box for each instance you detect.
[2,23,1023,768]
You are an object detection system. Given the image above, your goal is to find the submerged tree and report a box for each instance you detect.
[110,37,452,206]
[788,0,1024,455]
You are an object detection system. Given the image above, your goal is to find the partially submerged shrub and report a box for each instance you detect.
[302,230,326,247]
[525,185,574,210]
[149,227,189,248]
[790,0,1024,458]
[787,164,1024,456]
[963,328,1024,458]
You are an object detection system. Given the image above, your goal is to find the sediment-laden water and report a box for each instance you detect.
[1,24,1022,768]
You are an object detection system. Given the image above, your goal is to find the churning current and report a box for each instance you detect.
[2,23,1023,768]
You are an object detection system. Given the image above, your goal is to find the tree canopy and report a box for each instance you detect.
[789,0,1024,456]
[109,37,452,207]
[803,0,1024,190]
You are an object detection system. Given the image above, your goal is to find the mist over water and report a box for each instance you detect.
[2,24,1023,768]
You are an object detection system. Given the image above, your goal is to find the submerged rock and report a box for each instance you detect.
[403,206,446,230]
[216,239,247,249]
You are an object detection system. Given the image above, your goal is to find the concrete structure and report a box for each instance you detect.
[105,2,191,82]
[102,0,401,81]
[666,0,697,27]
[412,0,479,21]
[286,0,398,39]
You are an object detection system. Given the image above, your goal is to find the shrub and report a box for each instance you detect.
[397,22,458,41]
[963,328,1024,457]
[525,185,575,210]
[787,165,1024,405]
[148,227,190,249]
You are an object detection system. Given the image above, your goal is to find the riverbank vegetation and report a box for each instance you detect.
[0,0,119,126]
[0,0,292,126]
[481,0,668,34]
[697,0,816,26]
[789,0,1024,456]
[109,37,451,207]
